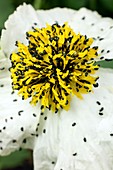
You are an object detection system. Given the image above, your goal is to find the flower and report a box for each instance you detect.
[0,3,113,170]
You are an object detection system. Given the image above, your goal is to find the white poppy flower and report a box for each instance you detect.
[0,3,113,170]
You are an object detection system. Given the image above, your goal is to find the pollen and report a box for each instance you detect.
[10,22,99,113]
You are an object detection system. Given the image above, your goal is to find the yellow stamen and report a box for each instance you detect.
[10,22,99,113]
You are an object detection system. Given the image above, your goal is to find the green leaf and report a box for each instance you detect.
[33,0,42,9]
[97,60,113,69]
[87,0,97,10]
[65,0,87,9]
[0,150,31,169]
[99,0,113,12]
[11,0,35,8]
[0,0,14,32]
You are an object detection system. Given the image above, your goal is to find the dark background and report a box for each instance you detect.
[0,0,113,169]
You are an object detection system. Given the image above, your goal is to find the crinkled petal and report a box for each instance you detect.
[1,4,113,169]
[0,47,10,79]
[33,112,59,170]
[36,7,76,26]
[1,3,40,57]
[33,68,113,170]
[2,5,113,60]
[1,5,76,58]
[0,61,41,155]
[37,7,113,61]
[69,8,113,60]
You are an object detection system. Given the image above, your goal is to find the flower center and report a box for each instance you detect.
[10,22,99,113]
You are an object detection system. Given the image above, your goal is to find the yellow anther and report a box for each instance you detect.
[10,23,99,113]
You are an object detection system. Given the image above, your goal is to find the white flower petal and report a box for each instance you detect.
[1,4,113,169]
[1,3,40,57]
[0,49,10,79]
[2,5,113,60]
[1,6,76,58]
[33,68,113,170]
[69,8,113,60]
[0,74,41,155]
[33,112,59,170]
[37,7,113,60]
[36,7,76,26]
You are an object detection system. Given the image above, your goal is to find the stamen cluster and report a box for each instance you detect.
[10,23,99,113]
